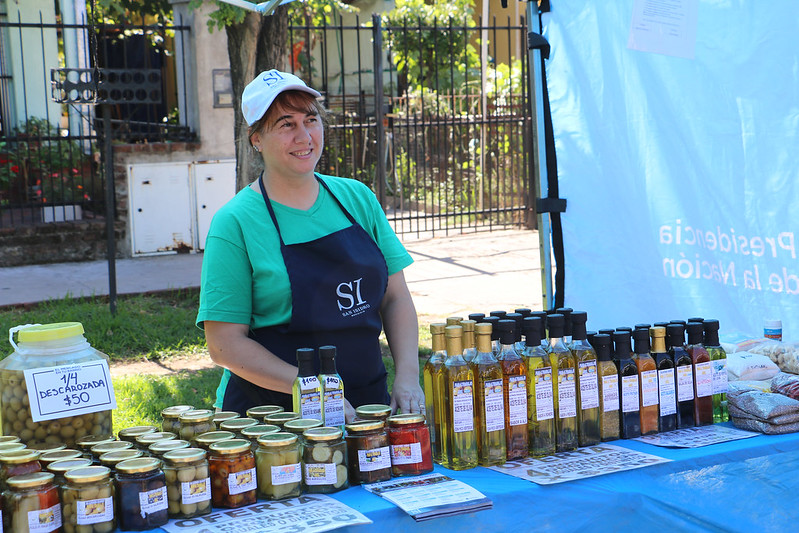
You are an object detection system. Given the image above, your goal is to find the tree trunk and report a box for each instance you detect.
[225,6,289,191]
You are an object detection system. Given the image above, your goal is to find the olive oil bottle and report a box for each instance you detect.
[440,325,478,470]
[522,316,556,456]
[703,319,729,423]
[650,326,677,433]
[571,312,601,447]
[424,323,447,463]
[505,312,525,354]
[667,324,695,428]
[461,319,478,363]
[686,322,714,426]
[318,345,345,429]
[632,329,659,436]
[497,320,528,460]
[615,331,641,439]
[594,334,620,441]
[471,323,506,466]
[548,314,578,452]
[292,347,322,422]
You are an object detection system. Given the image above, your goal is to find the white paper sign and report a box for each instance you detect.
[627,0,698,59]
[634,424,759,448]
[24,361,116,422]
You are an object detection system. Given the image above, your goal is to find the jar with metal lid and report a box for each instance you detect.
[355,404,392,423]
[240,425,280,452]
[149,439,191,459]
[29,442,67,453]
[0,436,20,445]
[178,410,215,443]
[1,322,114,448]
[344,421,391,485]
[118,426,157,444]
[246,405,284,422]
[193,431,236,453]
[99,449,143,471]
[46,458,93,486]
[387,414,434,476]
[161,448,212,519]
[0,449,41,493]
[76,435,116,458]
[254,433,302,500]
[212,411,240,430]
[302,427,348,494]
[135,431,176,452]
[90,440,134,464]
[207,439,256,508]
[264,411,300,429]
[0,442,26,455]
[38,448,82,469]
[115,457,168,531]
[62,465,115,533]
[161,405,194,434]
[283,418,323,440]
[219,417,259,438]
[2,471,61,533]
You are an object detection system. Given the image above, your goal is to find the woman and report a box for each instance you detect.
[197,69,424,421]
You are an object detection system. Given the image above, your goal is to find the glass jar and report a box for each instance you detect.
[345,421,391,485]
[255,433,302,500]
[0,322,114,448]
[149,439,191,460]
[46,458,93,486]
[62,465,115,532]
[0,442,26,454]
[387,414,434,476]
[219,417,259,438]
[193,431,236,453]
[0,449,41,493]
[135,431,177,452]
[118,426,158,444]
[29,443,67,454]
[264,411,300,430]
[90,440,134,464]
[99,449,143,471]
[161,405,194,434]
[2,471,61,533]
[0,436,21,445]
[246,405,284,422]
[240,425,280,452]
[161,448,212,519]
[207,439,256,508]
[302,427,348,494]
[212,411,240,430]
[283,419,323,441]
[38,448,82,469]
[355,404,392,423]
[178,410,216,443]
[76,435,116,459]
[115,457,168,531]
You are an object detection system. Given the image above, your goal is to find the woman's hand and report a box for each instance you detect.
[344,398,357,423]
[391,371,426,415]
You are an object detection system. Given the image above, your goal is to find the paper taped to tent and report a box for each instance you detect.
[540,0,798,340]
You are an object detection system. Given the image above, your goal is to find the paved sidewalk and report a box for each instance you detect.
[0,229,542,318]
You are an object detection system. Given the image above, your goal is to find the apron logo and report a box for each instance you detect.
[337,278,371,317]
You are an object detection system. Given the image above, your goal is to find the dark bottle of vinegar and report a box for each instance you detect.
[667,324,695,428]
[650,327,677,433]
[614,331,641,439]
[686,322,714,426]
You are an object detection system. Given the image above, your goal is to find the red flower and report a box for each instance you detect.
[10,165,19,173]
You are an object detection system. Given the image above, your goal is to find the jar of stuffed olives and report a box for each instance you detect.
[118,426,157,444]
[255,433,302,500]
[302,427,348,494]
[46,458,93,486]
[194,431,236,453]
[207,439,256,509]
[38,448,82,469]
[135,431,177,452]
[2,471,61,533]
[345,421,391,485]
[246,405,284,422]
[149,439,191,460]
[161,405,194,434]
[115,457,169,531]
[0,449,41,493]
[179,410,216,443]
[161,448,212,519]
[240,425,280,452]
[62,465,115,533]
[264,411,300,430]
[212,411,240,430]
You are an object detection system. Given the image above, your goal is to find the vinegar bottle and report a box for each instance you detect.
[650,326,677,433]
[667,324,695,428]
[292,348,322,421]
[703,319,729,423]
[632,328,659,436]
[522,317,556,456]
[594,334,620,441]
[423,323,447,463]
[497,320,528,460]
[570,311,600,447]
[441,325,478,470]
[686,322,714,426]
[318,345,345,429]
[548,314,578,452]
[470,323,506,466]
[615,331,641,439]
[461,319,478,363]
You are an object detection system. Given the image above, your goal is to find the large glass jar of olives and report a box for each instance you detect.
[0,449,42,493]
[302,427,348,494]
[115,457,169,531]
[344,421,391,485]
[179,410,216,444]
[255,433,302,500]
[2,471,61,533]
[161,448,212,519]
[1,323,114,448]
[207,439,256,509]
[62,465,115,533]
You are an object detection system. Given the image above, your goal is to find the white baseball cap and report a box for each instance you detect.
[241,69,322,126]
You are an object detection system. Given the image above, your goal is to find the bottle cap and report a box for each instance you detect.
[547,314,565,338]
[514,308,532,317]
[319,345,337,359]
[296,347,315,362]
[632,328,650,354]
[483,316,500,340]
[446,316,464,326]
[593,334,611,361]
[570,311,588,341]
[468,313,486,323]
[556,308,573,336]
[489,310,507,319]
[17,322,84,342]
[522,316,542,346]
[666,324,685,347]
[303,427,343,442]
[686,322,704,345]
[497,319,516,345]
[612,330,632,359]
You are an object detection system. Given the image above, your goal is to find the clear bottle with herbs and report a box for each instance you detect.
[650,327,677,433]
[301,427,348,493]
[496,320,528,460]
[115,457,169,531]
[423,323,447,464]
[62,465,116,532]
[461,319,478,363]
[522,316,556,456]
[703,319,729,423]
[470,322,506,466]
[207,439,257,508]
[438,325,478,470]
[594,334,620,441]
[2,472,61,533]
[571,311,601,447]
[668,324,696,428]
[615,331,641,439]
[633,328,659,436]
[292,348,323,422]
[344,421,392,484]
[548,314,578,452]
[161,448,212,519]
[687,322,714,426]
[254,432,302,500]
[318,345,346,429]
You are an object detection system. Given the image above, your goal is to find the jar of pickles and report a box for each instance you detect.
[115,457,169,531]
[283,419,323,440]
[212,411,240,430]
[161,448,212,519]
[345,421,391,485]
[207,439,256,508]
[38,448,82,469]
[62,465,115,533]
[264,411,300,429]
[386,414,433,476]
[46,458,93,486]
[219,417,259,438]
[149,439,190,460]
[302,427,348,493]
[246,405,284,422]
[354,404,392,423]
[240,425,280,452]
[135,431,177,452]
[2,472,61,533]
[118,426,157,444]
[194,431,236,453]
[161,405,194,434]
[179,410,216,443]
[0,449,41,493]
[255,433,302,500]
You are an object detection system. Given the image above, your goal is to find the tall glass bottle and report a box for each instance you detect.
[461,320,478,363]
[615,332,641,439]
[522,317,556,456]
[470,323,506,466]
[557,308,574,345]
[318,345,345,429]
[441,325,478,470]
[548,314,578,452]
[667,324,695,428]
[292,348,322,421]
[650,326,677,433]
[594,334,620,441]
[703,319,729,423]
[423,323,447,464]
[632,329,659,436]
[496,320,528,460]
[686,322,714,426]
[446,316,464,327]
[570,311,600,447]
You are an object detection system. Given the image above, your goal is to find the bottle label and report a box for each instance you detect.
[578,361,600,410]
[271,463,302,486]
[558,368,577,419]
[324,375,341,389]
[602,374,619,412]
[452,380,475,432]
[483,378,505,432]
[641,369,659,407]
[304,463,337,485]
[390,442,423,465]
[300,391,322,420]
[27,504,61,532]
[300,375,320,391]
[323,389,345,427]
[695,361,713,398]
[228,467,257,495]
[621,375,640,413]
[677,365,694,402]
[712,359,729,395]
[357,446,391,472]
[76,496,114,525]
[534,368,555,421]
[658,368,677,416]
[139,486,168,515]
[507,375,527,426]
[181,478,211,505]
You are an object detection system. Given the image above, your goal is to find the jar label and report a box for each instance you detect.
[77,496,113,525]
[323,389,346,427]
[138,486,168,515]
[658,368,677,416]
[641,369,659,407]
[677,365,694,402]
[27,504,61,532]
[227,467,257,495]
[271,463,301,486]
[181,477,211,504]
[712,359,729,395]
[578,361,600,410]
[304,462,337,485]
[390,442,422,465]
[602,374,619,412]
[508,375,527,426]
[300,391,322,420]
[695,361,713,398]
[483,378,505,432]
[452,380,475,433]
[357,446,391,472]
[299,375,320,392]
[621,374,640,413]
[534,367,555,421]
[557,368,577,419]
[23,361,117,423]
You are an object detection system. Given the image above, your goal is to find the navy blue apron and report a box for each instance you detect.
[223,175,390,413]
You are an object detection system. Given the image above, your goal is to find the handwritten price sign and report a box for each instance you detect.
[24,361,117,422]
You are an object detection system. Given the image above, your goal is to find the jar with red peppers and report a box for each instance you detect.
[387,414,434,476]
[115,457,169,531]
[207,439,256,508]
[2,472,61,533]
[0,449,41,493]
[344,421,391,485]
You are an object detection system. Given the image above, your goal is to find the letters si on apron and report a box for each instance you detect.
[223,175,390,413]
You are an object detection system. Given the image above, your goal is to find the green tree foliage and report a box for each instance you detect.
[92,0,173,22]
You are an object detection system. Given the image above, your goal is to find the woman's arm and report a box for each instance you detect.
[381,270,425,415]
